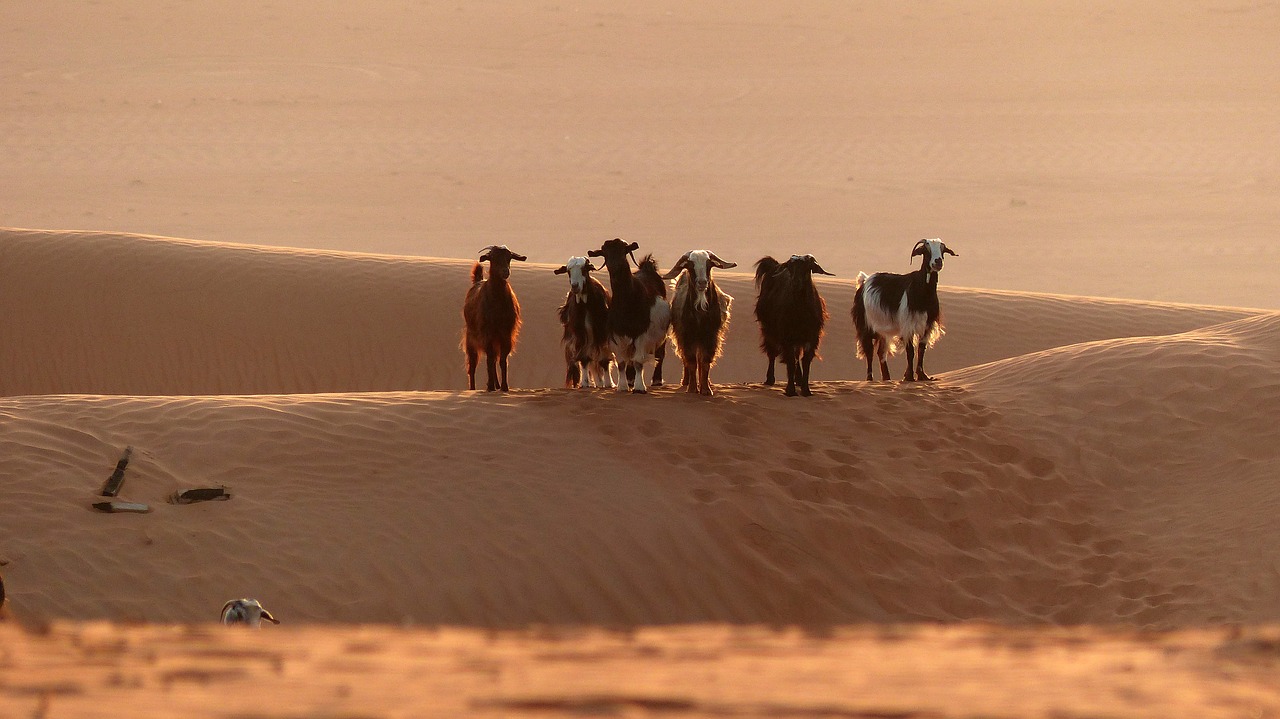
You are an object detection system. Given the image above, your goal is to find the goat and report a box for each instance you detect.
[588,238,671,394]
[220,598,280,627]
[852,238,958,382]
[462,245,527,392]
[754,254,833,397]
[663,250,736,396]
[554,256,615,389]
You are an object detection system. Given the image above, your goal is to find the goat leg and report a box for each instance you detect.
[903,340,917,382]
[499,353,510,392]
[783,348,799,397]
[485,352,499,392]
[764,352,777,386]
[859,335,876,381]
[699,355,713,396]
[652,341,666,386]
[684,358,698,393]
[916,343,933,381]
[800,347,815,397]
[466,346,479,391]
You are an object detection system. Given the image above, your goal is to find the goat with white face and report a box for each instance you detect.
[220,598,280,627]
[664,250,736,396]
[554,256,615,389]
[852,238,958,382]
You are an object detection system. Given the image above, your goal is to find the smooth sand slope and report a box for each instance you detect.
[0,229,1275,631]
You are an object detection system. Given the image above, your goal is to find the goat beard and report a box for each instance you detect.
[694,289,710,311]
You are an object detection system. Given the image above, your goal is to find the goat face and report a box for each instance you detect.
[587,238,640,273]
[910,239,957,272]
[478,245,528,280]
[778,254,835,279]
[664,250,737,309]
[221,598,280,627]
[554,256,598,302]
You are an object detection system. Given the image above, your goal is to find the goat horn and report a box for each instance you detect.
[707,251,737,269]
[661,253,691,280]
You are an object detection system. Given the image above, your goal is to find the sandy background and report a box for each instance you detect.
[2,1,1279,717]
[2,1,1278,307]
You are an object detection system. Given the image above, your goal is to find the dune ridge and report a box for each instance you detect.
[0,228,1260,396]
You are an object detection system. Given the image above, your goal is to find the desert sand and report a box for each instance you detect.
[1,1,1279,717]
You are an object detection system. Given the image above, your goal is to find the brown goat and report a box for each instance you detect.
[663,250,736,396]
[462,245,526,392]
[754,254,833,397]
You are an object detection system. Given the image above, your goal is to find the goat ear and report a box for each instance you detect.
[511,253,527,262]
[553,265,568,275]
[943,246,958,257]
[587,249,603,257]
[627,241,640,252]
[910,240,928,258]
[479,253,491,263]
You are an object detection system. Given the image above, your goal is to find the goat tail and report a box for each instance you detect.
[753,256,780,288]
[635,254,668,298]
[471,262,485,284]
[854,271,868,289]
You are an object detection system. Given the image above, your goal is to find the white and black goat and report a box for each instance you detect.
[852,238,958,382]
[554,256,615,389]
[663,250,736,396]
[462,245,527,392]
[753,254,833,397]
[220,598,280,627]
[588,238,671,394]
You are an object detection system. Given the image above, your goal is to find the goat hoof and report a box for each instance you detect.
[631,388,648,395]
[784,387,798,397]
[800,388,812,397]
[763,378,775,386]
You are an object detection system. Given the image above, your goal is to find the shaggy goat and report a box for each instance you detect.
[663,250,736,396]
[852,238,958,382]
[588,238,671,394]
[554,256,615,389]
[753,254,833,397]
[220,598,280,627]
[462,245,527,392]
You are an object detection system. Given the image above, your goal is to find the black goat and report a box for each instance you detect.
[461,245,526,391]
[554,256,614,389]
[852,238,958,382]
[663,249,736,396]
[753,254,833,397]
[588,238,671,394]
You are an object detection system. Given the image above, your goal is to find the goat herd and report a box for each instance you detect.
[463,237,959,397]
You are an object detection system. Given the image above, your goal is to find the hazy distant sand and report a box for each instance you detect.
[2,2,1278,307]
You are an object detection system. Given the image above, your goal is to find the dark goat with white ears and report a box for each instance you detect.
[588,238,671,394]
[852,238,958,382]
[462,245,527,392]
[554,256,615,389]
[753,254,833,397]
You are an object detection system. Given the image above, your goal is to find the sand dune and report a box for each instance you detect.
[4,0,1280,711]
[0,229,1275,630]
